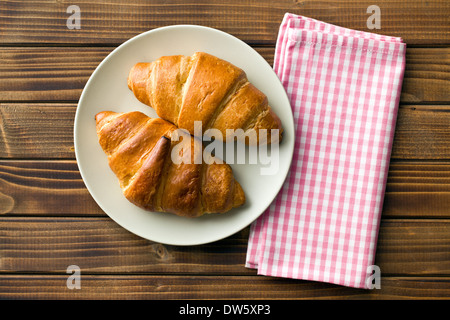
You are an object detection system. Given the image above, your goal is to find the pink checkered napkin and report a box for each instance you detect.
[246,13,406,289]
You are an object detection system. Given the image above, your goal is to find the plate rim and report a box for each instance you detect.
[74,24,295,246]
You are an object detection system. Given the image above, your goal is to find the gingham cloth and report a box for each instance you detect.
[246,13,406,289]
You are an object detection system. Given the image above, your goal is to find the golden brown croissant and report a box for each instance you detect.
[95,110,245,218]
[127,52,283,145]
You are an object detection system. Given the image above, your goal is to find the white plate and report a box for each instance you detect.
[74,25,295,246]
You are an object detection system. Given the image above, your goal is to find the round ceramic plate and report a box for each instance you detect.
[74,25,295,245]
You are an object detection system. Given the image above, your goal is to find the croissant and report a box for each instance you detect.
[127,52,283,145]
[95,110,245,218]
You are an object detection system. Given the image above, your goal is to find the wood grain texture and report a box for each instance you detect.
[0,0,448,45]
[0,47,113,102]
[2,104,450,159]
[401,48,450,104]
[391,105,450,159]
[0,274,449,299]
[0,104,75,158]
[1,0,449,300]
[384,162,450,217]
[1,160,450,217]
[0,217,449,276]
[0,160,101,215]
[0,47,448,103]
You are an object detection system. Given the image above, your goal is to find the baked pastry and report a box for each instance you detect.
[127,52,282,145]
[95,110,245,218]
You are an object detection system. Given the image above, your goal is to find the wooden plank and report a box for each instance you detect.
[391,105,450,159]
[0,47,113,102]
[0,217,449,276]
[0,217,249,274]
[0,160,101,215]
[0,0,448,45]
[2,104,450,160]
[0,104,75,159]
[384,163,450,217]
[401,48,450,104]
[0,274,449,299]
[0,47,448,103]
[376,219,450,276]
[1,160,450,217]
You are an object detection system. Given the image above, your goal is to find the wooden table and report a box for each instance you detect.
[0,0,449,300]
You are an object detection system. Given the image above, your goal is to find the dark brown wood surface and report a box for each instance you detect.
[0,0,449,300]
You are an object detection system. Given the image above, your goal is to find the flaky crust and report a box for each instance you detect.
[128,52,283,145]
[95,111,245,218]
